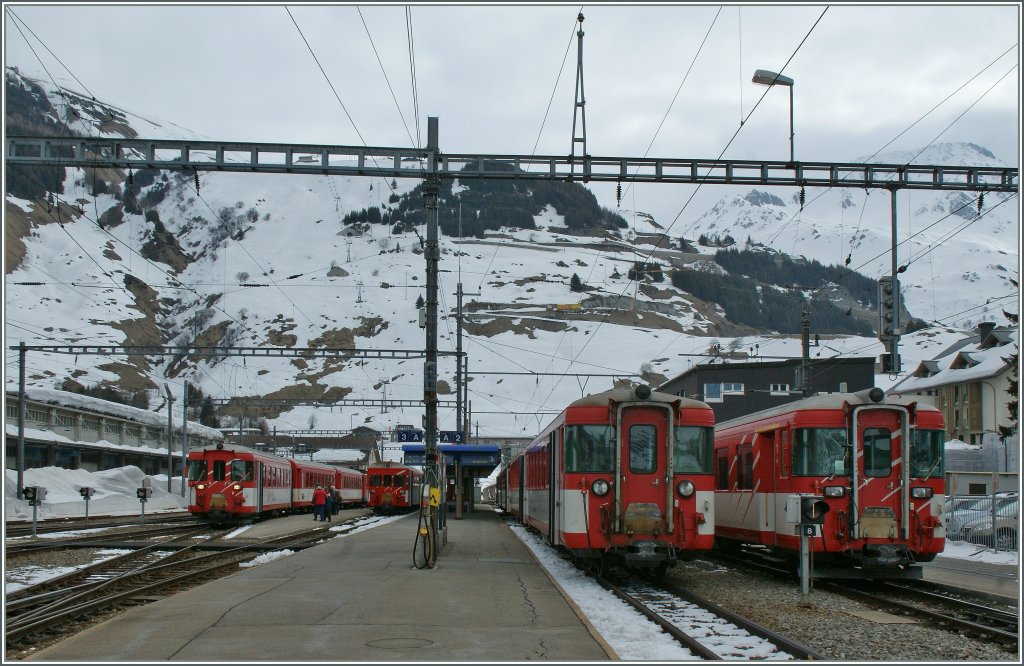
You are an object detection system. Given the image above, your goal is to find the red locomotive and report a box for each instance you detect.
[186,443,367,522]
[712,387,945,575]
[498,385,716,576]
[366,462,423,513]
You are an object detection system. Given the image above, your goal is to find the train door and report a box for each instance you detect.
[256,462,264,513]
[548,430,558,544]
[617,405,670,536]
[851,407,910,541]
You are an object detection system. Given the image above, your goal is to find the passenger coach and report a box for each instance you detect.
[499,384,716,575]
[713,387,945,573]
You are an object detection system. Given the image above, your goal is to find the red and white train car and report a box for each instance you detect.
[499,385,716,575]
[334,466,369,507]
[713,387,945,574]
[187,443,368,521]
[366,462,423,513]
[186,444,294,521]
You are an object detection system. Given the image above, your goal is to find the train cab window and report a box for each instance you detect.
[370,474,383,487]
[791,428,849,476]
[394,473,406,488]
[564,425,614,472]
[673,426,713,473]
[863,428,892,477]
[186,459,207,482]
[910,429,945,478]
[231,460,254,481]
[629,425,657,474]
[212,460,226,481]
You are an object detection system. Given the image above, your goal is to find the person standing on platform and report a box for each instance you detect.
[324,485,334,522]
[331,486,341,517]
[312,484,327,521]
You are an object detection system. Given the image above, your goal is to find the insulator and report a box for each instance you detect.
[127,169,134,186]
[616,181,622,206]
[977,193,984,214]
[799,186,806,210]
[194,171,200,193]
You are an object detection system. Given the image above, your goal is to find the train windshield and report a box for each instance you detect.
[394,473,406,488]
[230,459,255,481]
[563,425,614,472]
[186,459,207,481]
[910,429,945,478]
[212,460,226,481]
[792,428,849,476]
[370,474,382,487]
[673,426,713,473]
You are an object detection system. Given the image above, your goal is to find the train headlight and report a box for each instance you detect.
[197,484,206,491]
[591,479,610,496]
[233,484,242,491]
[911,487,933,499]
[823,486,846,498]
[676,480,695,497]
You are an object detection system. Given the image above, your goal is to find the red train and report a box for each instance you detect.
[497,385,716,576]
[186,443,367,522]
[712,387,945,575]
[366,462,424,513]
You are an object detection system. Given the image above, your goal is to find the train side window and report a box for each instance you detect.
[715,451,729,489]
[737,444,753,490]
[778,431,789,479]
[212,460,226,481]
[863,428,892,477]
[629,425,657,474]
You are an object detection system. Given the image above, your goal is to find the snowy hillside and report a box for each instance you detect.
[4,68,1018,441]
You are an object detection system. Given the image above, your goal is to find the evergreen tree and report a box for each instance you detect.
[570,273,584,292]
[416,294,425,309]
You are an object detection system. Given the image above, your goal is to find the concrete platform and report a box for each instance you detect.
[921,554,1020,605]
[28,507,612,662]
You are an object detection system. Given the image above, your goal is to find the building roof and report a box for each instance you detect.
[890,327,1017,394]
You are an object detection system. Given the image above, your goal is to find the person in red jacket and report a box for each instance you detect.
[312,485,328,522]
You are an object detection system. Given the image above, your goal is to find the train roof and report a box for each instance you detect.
[569,385,710,410]
[189,443,273,457]
[717,388,941,429]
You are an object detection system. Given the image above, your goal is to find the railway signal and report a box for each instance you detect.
[22,486,46,536]
[80,486,95,521]
[800,496,830,525]
[137,486,153,524]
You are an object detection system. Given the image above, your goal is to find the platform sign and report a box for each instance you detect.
[397,429,424,443]
[439,431,465,444]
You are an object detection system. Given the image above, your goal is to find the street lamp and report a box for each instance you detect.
[752,69,795,163]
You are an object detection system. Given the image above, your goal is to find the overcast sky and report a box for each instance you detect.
[3,2,1021,221]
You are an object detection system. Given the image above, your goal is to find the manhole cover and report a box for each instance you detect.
[366,638,434,650]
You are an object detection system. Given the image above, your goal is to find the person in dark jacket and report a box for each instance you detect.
[324,485,335,521]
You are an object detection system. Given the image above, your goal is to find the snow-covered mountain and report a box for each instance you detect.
[4,67,1018,440]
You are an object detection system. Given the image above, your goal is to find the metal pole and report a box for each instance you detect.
[164,384,174,493]
[423,116,441,563]
[788,84,795,164]
[181,381,189,497]
[888,188,901,372]
[456,282,463,434]
[800,531,810,598]
[31,501,38,537]
[17,341,26,499]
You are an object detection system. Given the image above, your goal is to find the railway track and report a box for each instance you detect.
[4,512,195,539]
[4,522,215,555]
[818,580,1019,649]
[597,574,825,660]
[4,518,357,655]
[704,549,1019,651]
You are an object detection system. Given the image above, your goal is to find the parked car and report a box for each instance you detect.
[961,499,1019,550]
[943,492,1018,541]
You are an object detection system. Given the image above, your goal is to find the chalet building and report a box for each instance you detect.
[888,322,1018,446]
[657,356,876,422]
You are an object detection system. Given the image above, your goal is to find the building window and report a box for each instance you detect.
[126,424,141,438]
[770,383,790,395]
[704,383,723,402]
[81,418,100,432]
[104,421,120,435]
[723,382,745,394]
[27,407,50,423]
[55,413,75,427]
